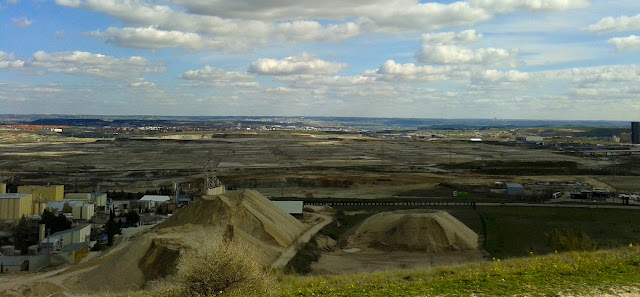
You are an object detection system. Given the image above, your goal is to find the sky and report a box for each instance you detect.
[1,0,640,120]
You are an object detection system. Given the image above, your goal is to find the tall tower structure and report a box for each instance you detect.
[632,122,640,144]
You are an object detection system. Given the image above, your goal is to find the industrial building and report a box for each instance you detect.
[40,225,90,251]
[506,183,525,196]
[632,122,639,144]
[71,203,95,221]
[18,185,64,202]
[139,195,171,210]
[64,192,108,207]
[0,193,33,220]
[516,136,544,144]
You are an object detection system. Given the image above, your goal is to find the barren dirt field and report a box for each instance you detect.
[0,131,604,198]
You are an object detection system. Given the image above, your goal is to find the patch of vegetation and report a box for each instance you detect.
[285,238,321,274]
[480,206,640,259]
[132,247,640,297]
[546,228,597,252]
[319,210,373,241]
[176,240,273,296]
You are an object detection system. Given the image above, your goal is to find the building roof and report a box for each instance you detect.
[272,201,304,214]
[0,193,30,199]
[140,195,171,202]
[0,256,31,266]
[47,200,87,212]
[506,183,524,188]
[48,224,90,238]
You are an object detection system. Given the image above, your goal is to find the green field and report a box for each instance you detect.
[597,176,640,192]
[477,206,640,258]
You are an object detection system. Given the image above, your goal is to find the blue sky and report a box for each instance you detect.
[1,0,640,120]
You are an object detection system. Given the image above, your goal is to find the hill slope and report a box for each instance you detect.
[129,246,640,297]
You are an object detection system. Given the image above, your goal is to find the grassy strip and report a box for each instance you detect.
[266,247,640,297]
[117,247,640,297]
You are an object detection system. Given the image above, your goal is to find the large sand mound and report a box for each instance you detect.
[161,189,306,247]
[344,210,478,252]
[67,190,306,293]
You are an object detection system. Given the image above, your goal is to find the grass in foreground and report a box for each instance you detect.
[131,246,640,297]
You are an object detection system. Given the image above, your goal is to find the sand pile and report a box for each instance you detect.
[68,190,306,294]
[344,210,478,252]
[161,189,306,247]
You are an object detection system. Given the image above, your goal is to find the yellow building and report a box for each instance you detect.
[0,183,6,194]
[18,185,64,202]
[0,193,34,220]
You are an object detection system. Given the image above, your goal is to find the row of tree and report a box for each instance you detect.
[106,186,174,201]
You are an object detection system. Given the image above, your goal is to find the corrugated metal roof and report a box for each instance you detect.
[48,224,90,238]
[272,201,304,214]
[140,195,171,202]
[0,193,30,199]
[0,256,30,266]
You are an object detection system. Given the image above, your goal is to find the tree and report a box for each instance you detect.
[55,213,72,233]
[13,217,37,254]
[41,209,71,234]
[125,210,140,227]
[104,206,121,246]
[62,202,72,213]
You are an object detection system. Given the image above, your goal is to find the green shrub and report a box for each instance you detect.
[285,239,321,274]
[176,240,272,296]
[546,229,597,252]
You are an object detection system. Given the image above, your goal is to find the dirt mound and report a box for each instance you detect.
[344,210,478,252]
[161,190,306,247]
[68,190,306,294]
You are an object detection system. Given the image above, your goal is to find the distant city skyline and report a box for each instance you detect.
[2,1,640,120]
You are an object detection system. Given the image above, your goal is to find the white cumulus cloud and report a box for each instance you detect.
[88,27,248,52]
[249,53,347,75]
[27,50,165,79]
[0,51,25,69]
[421,30,483,45]
[586,13,640,33]
[475,69,530,82]
[470,0,590,14]
[56,0,592,52]
[416,44,517,66]
[180,66,255,81]
[608,35,640,52]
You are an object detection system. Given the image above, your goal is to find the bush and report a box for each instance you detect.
[176,240,272,296]
[285,239,321,274]
[546,229,597,252]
